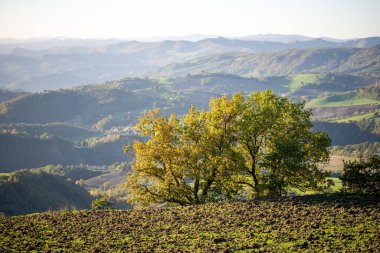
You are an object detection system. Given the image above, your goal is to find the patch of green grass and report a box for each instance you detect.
[305,92,380,108]
[328,177,343,192]
[157,77,173,85]
[290,177,342,195]
[289,73,324,92]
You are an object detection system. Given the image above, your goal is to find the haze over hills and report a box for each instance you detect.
[0,36,379,92]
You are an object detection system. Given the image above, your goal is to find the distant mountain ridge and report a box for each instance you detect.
[0,36,379,91]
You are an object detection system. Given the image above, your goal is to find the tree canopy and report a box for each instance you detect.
[125,91,331,206]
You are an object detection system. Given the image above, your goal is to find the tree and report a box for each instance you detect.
[125,104,241,206]
[341,156,380,195]
[125,91,331,206]
[231,91,331,196]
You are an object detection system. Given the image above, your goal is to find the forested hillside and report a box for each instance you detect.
[0,85,149,125]
[0,133,134,171]
[0,170,93,215]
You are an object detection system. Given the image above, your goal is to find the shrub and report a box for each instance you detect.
[91,197,113,210]
[341,156,380,195]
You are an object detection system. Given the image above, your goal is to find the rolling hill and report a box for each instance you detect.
[0,81,151,126]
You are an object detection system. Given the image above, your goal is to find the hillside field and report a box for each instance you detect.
[306,92,379,108]
[1,194,379,252]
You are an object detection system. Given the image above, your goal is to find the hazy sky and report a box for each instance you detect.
[0,0,379,39]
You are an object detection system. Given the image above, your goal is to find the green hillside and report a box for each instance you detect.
[286,73,367,94]
[334,110,379,123]
[305,92,379,108]
[0,74,286,130]
[0,195,378,252]
[288,73,325,91]
[0,170,93,216]
[0,82,150,126]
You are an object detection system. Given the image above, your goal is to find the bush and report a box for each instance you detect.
[91,197,113,210]
[341,156,380,195]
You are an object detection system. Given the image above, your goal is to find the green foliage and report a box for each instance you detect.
[341,156,380,195]
[126,91,331,206]
[0,195,379,252]
[91,196,113,210]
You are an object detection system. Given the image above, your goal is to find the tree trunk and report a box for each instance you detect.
[199,169,216,203]
[251,158,259,194]
[194,177,199,204]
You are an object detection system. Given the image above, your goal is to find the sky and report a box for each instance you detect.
[0,0,379,40]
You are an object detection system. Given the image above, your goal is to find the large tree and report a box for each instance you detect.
[125,91,331,206]
[231,91,331,196]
